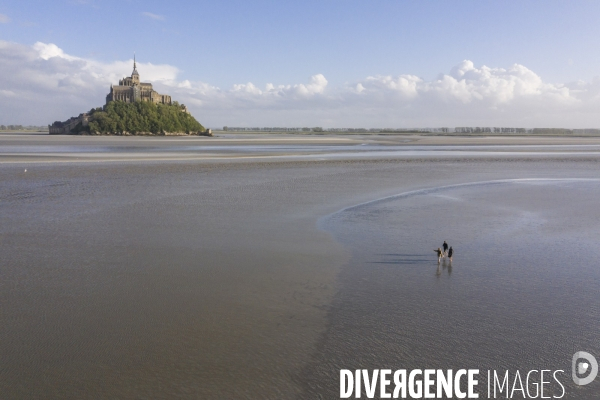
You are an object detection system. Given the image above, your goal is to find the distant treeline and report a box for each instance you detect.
[222,126,600,135]
[223,126,429,133]
[78,101,205,134]
[0,125,48,131]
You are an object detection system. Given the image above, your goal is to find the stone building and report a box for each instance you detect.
[49,113,89,135]
[105,57,172,105]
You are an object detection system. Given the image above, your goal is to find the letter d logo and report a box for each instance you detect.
[572,351,598,386]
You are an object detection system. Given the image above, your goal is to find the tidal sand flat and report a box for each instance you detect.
[1,134,599,399]
[304,179,600,399]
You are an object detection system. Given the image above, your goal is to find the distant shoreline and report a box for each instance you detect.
[3,129,600,138]
[0,130,49,133]
[217,130,600,137]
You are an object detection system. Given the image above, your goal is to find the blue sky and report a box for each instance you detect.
[1,1,600,128]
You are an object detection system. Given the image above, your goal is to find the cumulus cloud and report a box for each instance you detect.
[353,60,571,106]
[142,12,165,21]
[227,74,327,100]
[0,13,10,23]
[1,40,600,128]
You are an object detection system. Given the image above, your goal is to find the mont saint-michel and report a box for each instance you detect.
[49,58,208,136]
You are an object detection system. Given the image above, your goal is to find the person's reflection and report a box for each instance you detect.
[437,258,452,276]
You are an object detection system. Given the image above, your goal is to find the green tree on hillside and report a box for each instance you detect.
[85,101,205,134]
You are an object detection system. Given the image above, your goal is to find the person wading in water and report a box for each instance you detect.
[448,246,454,263]
[442,241,449,256]
[434,248,444,264]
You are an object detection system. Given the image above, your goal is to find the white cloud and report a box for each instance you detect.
[142,12,165,21]
[1,40,600,128]
[228,74,327,98]
[33,42,77,61]
[0,13,10,23]
[0,40,179,124]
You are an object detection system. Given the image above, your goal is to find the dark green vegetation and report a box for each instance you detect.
[78,101,205,135]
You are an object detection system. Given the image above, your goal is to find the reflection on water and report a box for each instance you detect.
[437,258,452,276]
[304,179,600,398]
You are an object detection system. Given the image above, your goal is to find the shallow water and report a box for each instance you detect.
[305,179,600,398]
[3,142,600,162]
[2,153,600,399]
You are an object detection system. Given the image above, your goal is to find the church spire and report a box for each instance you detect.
[131,53,139,78]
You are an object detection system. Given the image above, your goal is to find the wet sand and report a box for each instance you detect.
[3,132,600,163]
[1,134,599,399]
[305,178,600,399]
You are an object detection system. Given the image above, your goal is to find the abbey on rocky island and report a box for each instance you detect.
[50,57,179,134]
